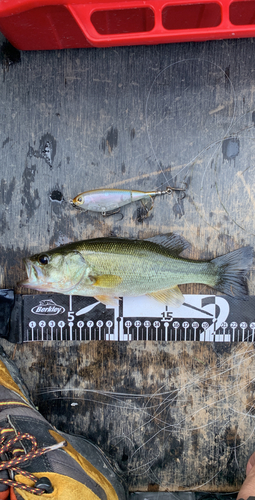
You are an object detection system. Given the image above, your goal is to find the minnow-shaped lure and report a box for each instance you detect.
[71,186,185,216]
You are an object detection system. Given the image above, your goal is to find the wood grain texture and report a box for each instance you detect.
[0,39,254,293]
[2,339,255,492]
[1,33,255,491]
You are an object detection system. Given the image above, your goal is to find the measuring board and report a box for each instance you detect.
[19,293,255,343]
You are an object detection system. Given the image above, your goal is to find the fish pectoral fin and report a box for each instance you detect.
[90,274,122,288]
[146,233,189,255]
[147,285,184,308]
[94,295,119,307]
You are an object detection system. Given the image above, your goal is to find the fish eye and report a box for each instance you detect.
[77,197,82,203]
[38,254,49,265]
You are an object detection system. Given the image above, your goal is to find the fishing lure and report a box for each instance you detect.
[71,186,185,217]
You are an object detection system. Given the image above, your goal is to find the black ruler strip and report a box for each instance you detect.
[1,291,255,343]
[23,293,255,343]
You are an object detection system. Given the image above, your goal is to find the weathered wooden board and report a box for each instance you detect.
[0,38,255,293]
[1,30,255,492]
[2,339,255,493]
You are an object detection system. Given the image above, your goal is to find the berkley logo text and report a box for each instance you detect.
[31,299,65,316]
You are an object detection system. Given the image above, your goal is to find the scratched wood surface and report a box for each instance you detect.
[2,339,255,493]
[0,37,255,291]
[1,31,255,492]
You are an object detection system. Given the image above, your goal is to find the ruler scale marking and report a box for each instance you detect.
[22,294,255,343]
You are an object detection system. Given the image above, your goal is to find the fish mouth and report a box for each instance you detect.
[19,259,46,290]
[19,259,80,293]
[19,260,33,286]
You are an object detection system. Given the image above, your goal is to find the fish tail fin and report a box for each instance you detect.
[212,246,253,298]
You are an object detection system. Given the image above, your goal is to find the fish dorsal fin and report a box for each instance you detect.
[147,285,184,308]
[94,295,119,307]
[146,233,189,255]
[91,274,122,288]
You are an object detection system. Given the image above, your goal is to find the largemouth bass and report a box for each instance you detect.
[21,234,253,307]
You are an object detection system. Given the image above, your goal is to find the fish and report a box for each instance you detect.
[71,186,184,216]
[21,234,253,308]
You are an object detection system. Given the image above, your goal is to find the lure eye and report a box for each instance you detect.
[77,197,82,203]
[38,254,49,265]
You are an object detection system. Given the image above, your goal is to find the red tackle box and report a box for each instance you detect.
[0,0,255,50]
